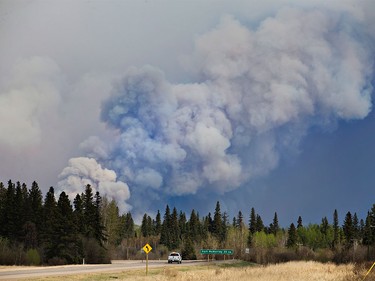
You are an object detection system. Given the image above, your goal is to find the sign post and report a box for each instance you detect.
[142,243,152,275]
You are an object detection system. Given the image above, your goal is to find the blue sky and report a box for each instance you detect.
[0,0,374,225]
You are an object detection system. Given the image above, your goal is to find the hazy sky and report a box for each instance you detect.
[1,0,374,225]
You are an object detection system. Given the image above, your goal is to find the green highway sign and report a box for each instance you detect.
[200,249,233,255]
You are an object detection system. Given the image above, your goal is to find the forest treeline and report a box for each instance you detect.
[1,180,375,265]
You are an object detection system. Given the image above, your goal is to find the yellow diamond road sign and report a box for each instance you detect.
[143,243,152,254]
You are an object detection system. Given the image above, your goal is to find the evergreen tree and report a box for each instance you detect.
[28,181,43,231]
[206,212,213,233]
[73,194,85,235]
[237,211,244,229]
[154,210,162,236]
[222,212,229,243]
[160,205,171,247]
[343,211,354,247]
[212,201,223,241]
[359,219,365,241]
[102,199,122,245]
[363,212,373,246]
[353,212,359,240]
[14,182,27,242]
[122,212,134,239]
[320,217,329,235]
[297,216,303,228]
[179,211,187,240]
[56,191,80,263]
[286,223,297,248]
[42,186,59,261]
[141,214,150,237]
[93,191,106,244]
[181,237,196,260]
[170,207,181,249]
[0,182,6,236]
[249,207,256,234]
[23,181,42,248]
[2,180,16,238]
[82,184,96,238]
[255,214,264,232]
[202,215,210,241]
[270,212,279,235]
[333,209,339,248]
[188,209,200,243]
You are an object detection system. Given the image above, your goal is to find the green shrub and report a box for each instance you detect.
[83,238,111,264]
[26,248,41,265]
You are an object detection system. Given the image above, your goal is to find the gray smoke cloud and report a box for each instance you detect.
[58,6,374,212]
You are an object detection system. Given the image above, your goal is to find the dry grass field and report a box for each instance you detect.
[30,261,369,281]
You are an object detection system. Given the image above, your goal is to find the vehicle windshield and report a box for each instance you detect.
[170,253,179,256]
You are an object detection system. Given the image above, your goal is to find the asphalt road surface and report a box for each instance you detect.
[0,260,211,280]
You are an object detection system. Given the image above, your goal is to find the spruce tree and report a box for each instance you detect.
[82,184,96,238]
[188,209,200,243]
[297,216,303,228]
[93,191,106,244]
[0,182,6,236]
[320,217,329,235]
[73,194,85,235]
[122,212,134,239]
[343,211,354,247]
[155,210,162,236]
[333,209,339,248]
[359,219,365,241]
[179,211,187,240]
[221,212,228,243]
[42,186,59,261]
[56,191,80,263]
[207,212,213,233]
[286,223,297,248]
[102,199,122,245]
[249,207,256,234]
[14,182,26,242]
[2,180,16,239]
[141,214,149,237]
[28,181,43,232]
[270,212,279,235]
[363,212,373,246]
[212,201,223,241]
[353,213,359,240]
[255,214,264,232]
[170,207,181,249]
[181,237,196,260]
[237,211,244,229]
[160,205,171,247]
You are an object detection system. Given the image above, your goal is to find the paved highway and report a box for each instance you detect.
[0,260,210,280]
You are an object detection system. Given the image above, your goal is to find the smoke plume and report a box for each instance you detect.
[59,7,374,212]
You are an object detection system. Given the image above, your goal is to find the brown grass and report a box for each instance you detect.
[29,261,367,281]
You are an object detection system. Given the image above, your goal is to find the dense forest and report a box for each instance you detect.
[1,180,375,265]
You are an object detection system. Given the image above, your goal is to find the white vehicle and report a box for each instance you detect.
[168,252,182,264]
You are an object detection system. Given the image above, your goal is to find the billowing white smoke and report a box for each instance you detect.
[58,157,131,212]
[60,7,373,210]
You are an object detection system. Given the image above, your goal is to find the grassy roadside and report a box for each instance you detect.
[27,261,256,281]
[26,260,365,281]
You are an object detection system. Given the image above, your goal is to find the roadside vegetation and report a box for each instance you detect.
[26,261,367,281]
[1,179,375,266]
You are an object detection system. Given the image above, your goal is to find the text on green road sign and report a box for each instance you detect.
[200,249,233,255]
